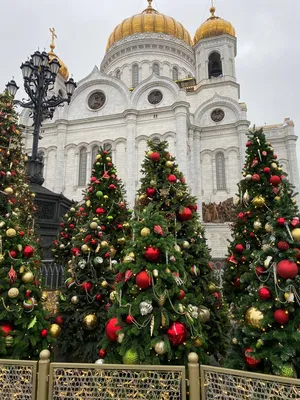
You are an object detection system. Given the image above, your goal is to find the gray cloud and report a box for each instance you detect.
[1,0,299,173]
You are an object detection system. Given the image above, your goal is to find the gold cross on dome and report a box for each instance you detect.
[49,27,57,50]
[147,0,153,8]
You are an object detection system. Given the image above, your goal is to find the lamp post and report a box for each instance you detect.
[6,50,76,184]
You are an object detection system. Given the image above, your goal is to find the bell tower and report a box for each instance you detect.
[193,5,237,85]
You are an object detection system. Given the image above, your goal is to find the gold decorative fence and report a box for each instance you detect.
[48,362,186,400]
[0,358,37,400]
[200,365,300,400]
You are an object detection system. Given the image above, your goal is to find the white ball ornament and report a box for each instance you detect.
[154,341,167,355]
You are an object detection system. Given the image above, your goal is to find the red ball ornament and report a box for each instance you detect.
[252,174,260,182]
[23,245,34,258]
[246,141,251,147]
[144,246,160,262]
[55,315,64,326]
[150,152,160,162]
[167,322,187,346]
[91,176,97,182]
[277,217,285,226]
[146,188,156,197]
[98,348,106,358]
[136,271,151,289]
[277,241,290,251]
[255,266,265,276]
[81,281,93,292]
[96,294,102,301]
[294,248,300,260]
[244,348,260,368]
[126,315,134,324]
[258,287,271,300]
[96,208,105,215]
[0,322,14,336]
[19,231,24,237]
[40,329,48,338]
[178,290,186,300]
[233,277,241,287]
[277,259,298,279]
[168,174,177,183]
[270,175,281,186]
[235,244,244,253]
[105,317,121,341]
[188,204,198,212]
[109,184,116,190]
[274,309,289,325]
[178,207,193,221]
[249,232,255,238]
[71,247,80,256]
[263,167,271,174]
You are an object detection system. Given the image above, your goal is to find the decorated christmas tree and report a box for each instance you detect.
[224,128,300,376]
[52,202,81,267]
[132,141,228,362]
[57,145,131,362]
[100,205,209,365]
[0,91,54,359]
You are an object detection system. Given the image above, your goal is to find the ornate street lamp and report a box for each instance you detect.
[6,50,76,184]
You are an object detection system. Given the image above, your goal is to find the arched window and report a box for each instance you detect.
[78,148,87,186]
[116,69,121,79]
[91,145,99,168]
[153,63,160,76]
[172,67,179,81]
[132,64,139,87]
[208,52,223,78]
[216,152,226,190]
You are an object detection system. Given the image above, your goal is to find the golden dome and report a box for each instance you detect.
[106,0,192,51]
[194,6,235,44]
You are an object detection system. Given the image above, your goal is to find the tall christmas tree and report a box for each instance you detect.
[224,128,300,376]
[0,91,54,359]
[57,145,131,362]
[100,205,208,365]
[134,141,229,362]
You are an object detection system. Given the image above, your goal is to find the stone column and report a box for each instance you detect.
[125,111,138,207]
[174,103,189,178]
[237,123,249,171]
[86,149,92,181]
[286,137,300,199]
[54,120,67,194]
[187,128,194,188]
[194,130,202,220]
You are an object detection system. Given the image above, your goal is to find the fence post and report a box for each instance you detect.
[188,352,200,400]
[37,349,50,400]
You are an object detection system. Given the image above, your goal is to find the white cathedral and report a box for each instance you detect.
[21,1,300,261]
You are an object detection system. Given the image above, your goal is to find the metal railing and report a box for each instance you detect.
[41,260,65,290]
[200,364,300,399]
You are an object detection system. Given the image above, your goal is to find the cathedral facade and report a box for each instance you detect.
[21,1,300,259]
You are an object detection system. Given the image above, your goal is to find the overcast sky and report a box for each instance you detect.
[0,0,299,171]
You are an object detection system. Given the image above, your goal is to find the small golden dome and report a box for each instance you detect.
[106,0,192,51]
[48,43,69,81]
[194,6,235,44]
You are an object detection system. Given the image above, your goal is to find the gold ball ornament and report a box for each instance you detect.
[252,196,265,207]
[182,241,190,249]
[106,157,111,162]
[147,151,153,158]
[150,180,157,187]
[165,160,173,168]
[193,337,203,347]
[49,323,62,338]
[138,194,147,201]
[6,228,17,237]
[22,271,34,284]
[96,154,101,160]
[8,288,19,298]
[101,280,109,288]
[100,241,109,248]
[274,196,281,202]
[141,227,150,237]
[90,222,98,229]
[81,244,89,253]
[0,254,5,263]
[291,228,300,242]
[70,207,76,213]
[83,314,98,331]
[117,237,126,244]
[124,255,134,263]
[71,296,79,305]
[245,307,264,329]
[86,200,91,207]
[292,198,297,205]
[154,340,167,355]
[4,187,13,195]
[198,306,210,323]
[253,221,262,230]
[271,162,278,169]
[265,223,273,233]
[232,337,238,345]
[208,282,216,292]
[109,291,119,303]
